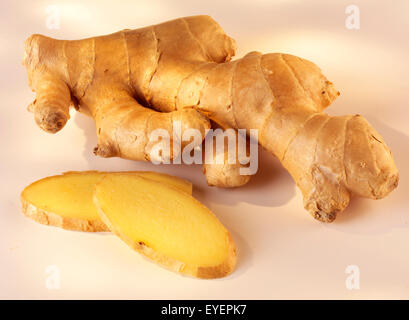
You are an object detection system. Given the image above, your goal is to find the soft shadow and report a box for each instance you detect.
[193,146,296,208]
[75,112,296,208]
[73,112,98,165]
[243,147,295,195]
[215,228,253,281]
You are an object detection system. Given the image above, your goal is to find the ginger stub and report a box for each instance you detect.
[21,171,192,232]
[94,174,236,279]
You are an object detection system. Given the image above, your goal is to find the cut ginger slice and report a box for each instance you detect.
[94,174,236,278]
[21,171,192,232]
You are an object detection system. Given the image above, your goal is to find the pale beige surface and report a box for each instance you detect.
[1,0,408,299]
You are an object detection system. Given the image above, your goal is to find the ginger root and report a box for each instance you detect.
[94,174,236,278]
[21,171,192,232]
[23,15,398,221]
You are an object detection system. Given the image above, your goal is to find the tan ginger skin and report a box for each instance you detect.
[23,15,398,222]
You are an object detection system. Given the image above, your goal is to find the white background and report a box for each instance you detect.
[1,0,408,299]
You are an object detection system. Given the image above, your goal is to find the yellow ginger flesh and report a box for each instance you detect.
[21,171,192,232]
[94,174,236,278]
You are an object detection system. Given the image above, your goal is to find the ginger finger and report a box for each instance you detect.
[23,16,229,159]
[90,91,210,161]
[177,51,398,221]
[202,125,251,188]
[28,73,71,133]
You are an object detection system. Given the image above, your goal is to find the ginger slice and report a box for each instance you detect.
[94,174,236,278]
[21,171,192,232]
